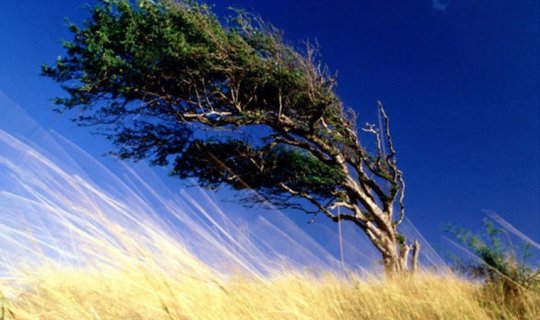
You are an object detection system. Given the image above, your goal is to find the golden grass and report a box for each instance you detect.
[0,199,538,320]
[0,194,538,320]
[1,262,539,319]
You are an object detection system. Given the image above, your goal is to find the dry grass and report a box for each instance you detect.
[1,270,539,319]
[1,253,539,319]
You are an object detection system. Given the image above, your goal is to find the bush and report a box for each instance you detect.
[446,218,540,316]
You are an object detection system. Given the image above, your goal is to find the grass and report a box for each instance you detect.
[1,213,538,320]
[1,267,539,319]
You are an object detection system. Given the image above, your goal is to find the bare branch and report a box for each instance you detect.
[362,122,383,168]
[278,182,337,220]
[377,101,397,160]
[411,240,421,273]
[394,170,406,227]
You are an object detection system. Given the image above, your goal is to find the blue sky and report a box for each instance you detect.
[0,0,538,250]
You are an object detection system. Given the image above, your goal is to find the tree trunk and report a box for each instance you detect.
[364,225,419,276]
[382,242,408,275]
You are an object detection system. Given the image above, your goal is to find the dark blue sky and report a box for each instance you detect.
[0,0,539,248]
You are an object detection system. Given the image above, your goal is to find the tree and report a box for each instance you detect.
[42,0,420,274]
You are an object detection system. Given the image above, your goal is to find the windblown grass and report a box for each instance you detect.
[1,213,538,320]
[2,266,539,319]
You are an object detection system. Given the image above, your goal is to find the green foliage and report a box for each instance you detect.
[42,0,341,125]
[42,0,352,211]
[171,141,344,195]
[446,219,540,292]
[395,233,407,245]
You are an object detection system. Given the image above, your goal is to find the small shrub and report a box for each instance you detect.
[446,219,540,317]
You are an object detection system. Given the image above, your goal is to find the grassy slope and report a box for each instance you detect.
[2,267,539,319]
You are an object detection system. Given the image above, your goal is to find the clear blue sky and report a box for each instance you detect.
[0,0,538,248]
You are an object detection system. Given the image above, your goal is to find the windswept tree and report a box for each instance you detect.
[43,0,420,274]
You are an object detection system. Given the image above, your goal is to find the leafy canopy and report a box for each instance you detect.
[42,0,357,206]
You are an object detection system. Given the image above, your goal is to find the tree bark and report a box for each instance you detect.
[360,218,419,275]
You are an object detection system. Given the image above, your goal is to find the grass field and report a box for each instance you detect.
[2,265,539,319]
[1,210,538,320]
